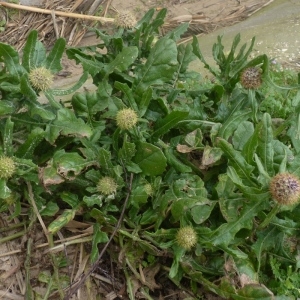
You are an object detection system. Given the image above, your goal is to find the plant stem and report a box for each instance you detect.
[0,231,24,243]
[258,203,281,230]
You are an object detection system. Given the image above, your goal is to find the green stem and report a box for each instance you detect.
[258,203,281,230]
[48,234,64,299]
[0,231,24,243]
[0,221,27,233]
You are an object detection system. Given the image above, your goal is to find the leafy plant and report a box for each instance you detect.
[1,8,300,300]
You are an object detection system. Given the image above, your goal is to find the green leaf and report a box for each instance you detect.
[165,147,192,173]
[0,178,11,199]
[99,148,113,171]
[20,75,37,101]
[44,38,66,73]
[72,91,108,117]
[134,142,167,176]
[48,209,76,234]
[129,185,148,208]
[165,23,189,41]
[60,192,80,209]
[251,227,278,273]
[15,128,45,159]
[134,37,178,97]
[22,30,46,71]
[217,138,256,186]
[201,146,223,168]
[45,108,92,144]
[91,223,109,263]
[218,110,251,141]
[138,87,152,117]
[3,117,14,156]
[0,43,24,80]
[0,100,15,116]
[216,174,244,222]
[114,81,138,111]
[256,113,274,175]
[118,140,136,164]
[105,46,138,76]
[52,150,91,179]
[177,43,196,74]
[232,284,274,300]
[51,71,89,96]
[40,201,59,217]
[152,111,189,139]
[232,121,254,151]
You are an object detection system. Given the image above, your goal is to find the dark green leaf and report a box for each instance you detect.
[45,38,66,73]
[91,223,109,263]
[134,142,167,176]
[134,37,178,97]
[152,111,189,139]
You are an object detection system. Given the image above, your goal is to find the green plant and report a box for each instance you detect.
[1,8,300,300]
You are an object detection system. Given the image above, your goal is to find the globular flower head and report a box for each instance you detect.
[29,66,54,91]
[0,156,15,179]
[114,11,137,29]
[240,67,262,89]
[269,173,300,205]
[176,226,197,250]
[116,108,138,130]
[97,176,118,195]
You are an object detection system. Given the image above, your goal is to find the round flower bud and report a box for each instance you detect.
[0,156,15,179]
[176,226,197,250]
[97,176,118,195]
[29,67,54,91]
[240,67,262,89]
[116,108,138,130]
[144,183,153,196]
[269,173,300,205]
[114,11,137,29]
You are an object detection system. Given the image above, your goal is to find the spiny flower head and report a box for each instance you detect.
[114,11,136,29]
[0,156,16,179]
[116,108,138,130]
[269,173,300,205]
[240,67,262,89]
[97,176,118,195]
[29,66,54,91]
[176,226,197,250]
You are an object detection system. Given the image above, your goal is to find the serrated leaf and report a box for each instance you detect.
[232,284,274,300]
[134,142,167,176]
[118,140,136,163]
